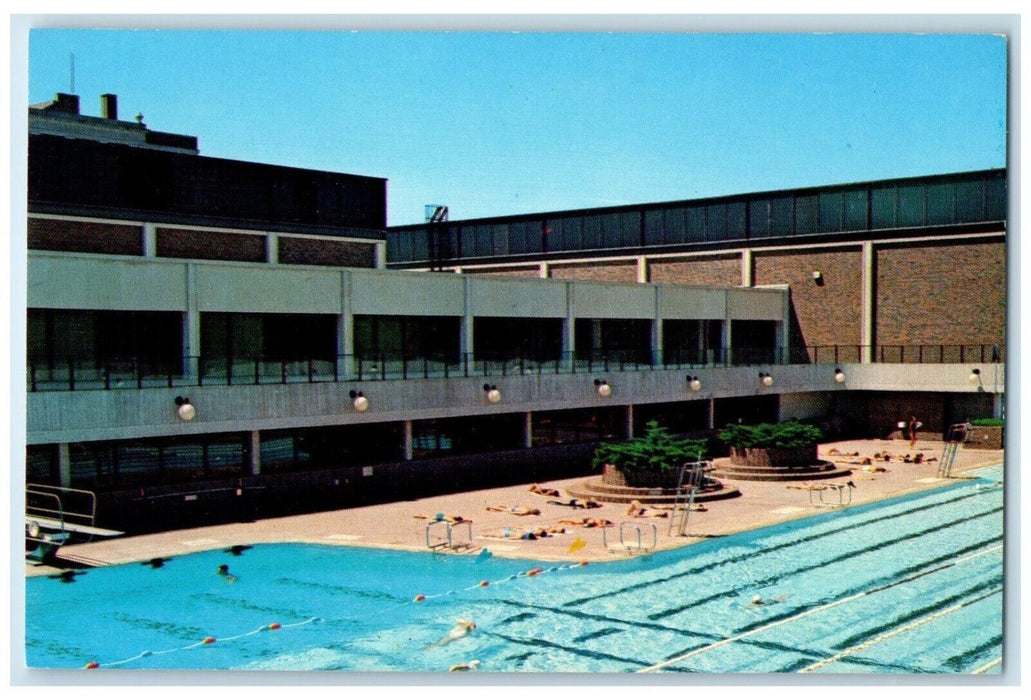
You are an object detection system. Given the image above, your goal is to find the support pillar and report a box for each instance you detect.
[58,443,72,488]
[460,276,474,364]
[142,223,157,258]
[340,270,354,379]
[861,241,875,363]
[741,248,753,287]
[708,398,716,430]
[626,405,634,439]
[652,286,663,366]
[266,233,279,264]
[636,256,648,283]
[248,430,261,476]
[403,420,414,461]
[539,262,550,278]
[184,263,201,379]
[523,412,533,449]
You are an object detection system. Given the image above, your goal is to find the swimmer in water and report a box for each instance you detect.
[449,659,481,672]
[216,564,237,582]
[430,619,476,647]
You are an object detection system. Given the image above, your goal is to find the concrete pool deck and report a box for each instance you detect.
[26,439,1004,576]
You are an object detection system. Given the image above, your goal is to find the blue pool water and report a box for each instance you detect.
[25,465,1004,674]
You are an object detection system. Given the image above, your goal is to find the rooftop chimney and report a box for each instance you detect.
[53,93,80,114]
[101,93,118,120]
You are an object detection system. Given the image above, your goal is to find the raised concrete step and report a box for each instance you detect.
[710,458,852,482]
[565,479,742,505]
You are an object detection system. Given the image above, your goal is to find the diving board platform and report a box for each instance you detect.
[26,484,123,565]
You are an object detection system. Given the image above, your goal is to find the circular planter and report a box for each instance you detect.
[601,463,681,489]
[729,445,818,468]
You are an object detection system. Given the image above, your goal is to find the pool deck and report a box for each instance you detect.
[26,439,1004,576]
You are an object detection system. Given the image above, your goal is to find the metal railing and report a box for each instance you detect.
[26,343,1004,392]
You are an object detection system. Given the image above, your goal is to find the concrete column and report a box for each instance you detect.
[184,263,201,378]
[523,412,533,449]
[563,282,575,370]
[741,249,753,287]
[861,241,875,363]
[722,295,733,367]
[266,233,279,264]
[248,431,261,475]
[58,443,72,487]
[374,241,387,270]
[403,420,414,461]
[626,405,634,438]
[652,286,663,366]
[636,256,648,283]
[460,276,474,362]
[539,262,550,278]
[707,398,716,430]
[340,270,354,378]
[142,223,157,257]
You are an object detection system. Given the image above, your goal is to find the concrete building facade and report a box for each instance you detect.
[25,93,1006,534]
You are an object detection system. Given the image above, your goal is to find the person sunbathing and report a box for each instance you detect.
[486,505,541,516]
[626,499,669,518]
[547,498,602,509]
[413,513,468,523]
[558,516,613,528]
[528,483,561,497]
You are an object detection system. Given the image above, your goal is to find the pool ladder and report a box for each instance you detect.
[425,519,473,550]
[604,522,657,553]
[669,458,711,537]
[938,423,969,478]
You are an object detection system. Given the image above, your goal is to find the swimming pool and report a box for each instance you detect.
[25,465,1004,674]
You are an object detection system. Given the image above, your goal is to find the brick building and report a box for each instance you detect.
[25,93,1005,534]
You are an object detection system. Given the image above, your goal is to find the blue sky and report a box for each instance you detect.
[27,27,1008,226]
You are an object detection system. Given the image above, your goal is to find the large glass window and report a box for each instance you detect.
[474,317,563,364]
[843,190,868,231]
[926,183,953,224]
[706,204,727,241]
[795,195,819,234]
[819,192,844,231]
[898,185,926,227]
[575,318,653,364]
[871,187,897,229]
[353,315,460,363]
[986,175,1006,220]
[955,181,985,223]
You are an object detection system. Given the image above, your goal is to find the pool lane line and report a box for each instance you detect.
[797,586,1003,673]
[973,657,1003,674]
[89,617,321,669]
[87,563,588,668]
[636,543,1003,673]
[648,509,1001,621]
[564,485,1001,609]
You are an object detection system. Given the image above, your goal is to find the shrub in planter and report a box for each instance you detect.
[719,420,823,467]
[593,421,707,487]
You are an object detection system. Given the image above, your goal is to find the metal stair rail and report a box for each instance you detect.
[603,521,658,553]
[669,456,710,537]
[938,423,970,478]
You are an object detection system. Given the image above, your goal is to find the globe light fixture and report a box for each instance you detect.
[174,396,196,421]
[349,390,369,412]
[483,384,502,404]
[758,372,774,387]
[687,375,702,392]
[594,379,612,397]
[834,368,846,383]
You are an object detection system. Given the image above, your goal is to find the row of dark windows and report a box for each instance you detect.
[29,134,387,231]
[388,170,1006,263]
[28,309,737,368]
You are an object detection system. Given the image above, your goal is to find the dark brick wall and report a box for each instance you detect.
[278,236,376,268]
[550,260,637,282]
[648,255,740,286]
[157,227,266,262]
[753,246,863,349]
[28,218,143,256]
[875,237,1006,347]
[465,266,541,278]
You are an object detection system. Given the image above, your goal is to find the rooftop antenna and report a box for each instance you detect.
[69,52,75,94]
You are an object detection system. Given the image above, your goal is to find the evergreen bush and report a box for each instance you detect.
[719,420,823,449]
[592,421,707,474]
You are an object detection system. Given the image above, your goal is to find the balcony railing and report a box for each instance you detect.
[26,343,1004,392]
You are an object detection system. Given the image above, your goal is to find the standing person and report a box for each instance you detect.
[908,415,920,448]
